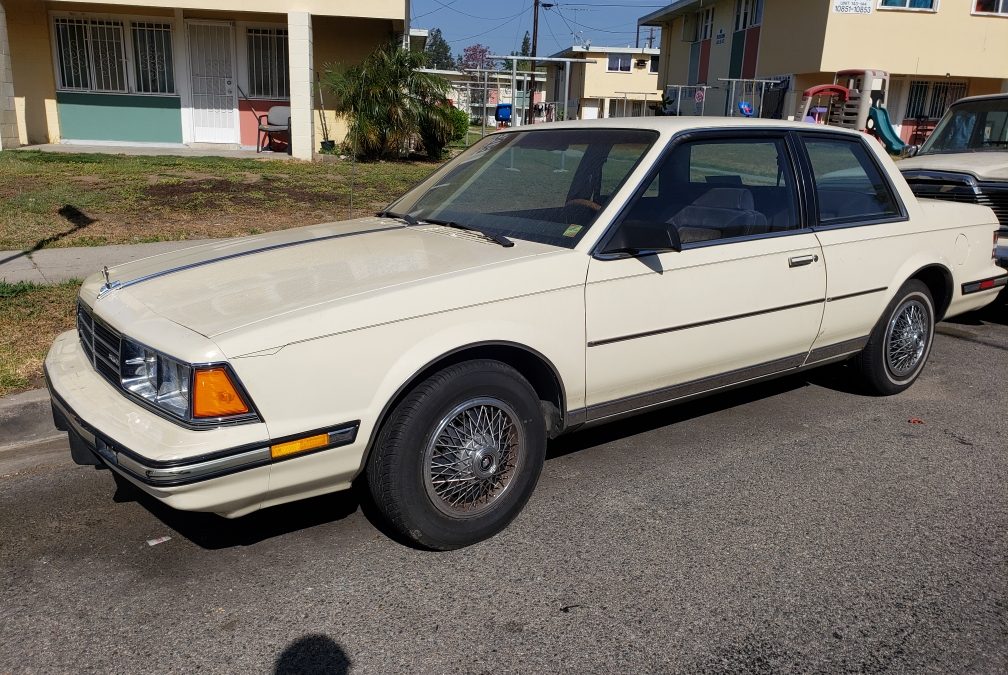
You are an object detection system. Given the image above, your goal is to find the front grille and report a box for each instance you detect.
[77,302,121,386]
[978,186,1008,232]
[906,178,1008,232]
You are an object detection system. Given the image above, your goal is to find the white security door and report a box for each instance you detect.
[187,22,237,143]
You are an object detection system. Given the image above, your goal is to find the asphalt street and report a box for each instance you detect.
[1,302,1006,674]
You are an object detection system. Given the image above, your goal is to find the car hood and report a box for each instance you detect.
[899,152,1008,181]
[81,218,577,355]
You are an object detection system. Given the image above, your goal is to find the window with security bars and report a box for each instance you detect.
[247,28,290,99]
[906,79,968,120]
[131,23,174,94]
[54,18,128,92]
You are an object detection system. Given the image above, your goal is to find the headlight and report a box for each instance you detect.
[120,338,191,419]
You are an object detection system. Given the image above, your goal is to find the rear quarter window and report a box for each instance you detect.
[803,136,902,225]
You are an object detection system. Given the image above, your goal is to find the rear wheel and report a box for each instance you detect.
[366,360,546,550]
[855,280,935,395]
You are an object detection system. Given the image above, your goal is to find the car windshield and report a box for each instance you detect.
[918,98,1008,155]
[387,128,659,248]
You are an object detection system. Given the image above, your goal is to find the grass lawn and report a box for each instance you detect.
[0,151,439,251]
[0,280,80,397]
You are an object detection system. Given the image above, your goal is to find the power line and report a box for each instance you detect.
[447,5,532,43]
[424,0,531,22]
[556,2,665,6]
[411,0,459,21]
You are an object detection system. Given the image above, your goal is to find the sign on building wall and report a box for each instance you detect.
[833,0,873,13]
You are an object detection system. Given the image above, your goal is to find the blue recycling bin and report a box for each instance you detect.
[495,103,513,123]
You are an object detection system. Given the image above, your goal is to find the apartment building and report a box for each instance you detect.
[544,45,661,119]
[0,0,411,158]
[639,0,1008,141]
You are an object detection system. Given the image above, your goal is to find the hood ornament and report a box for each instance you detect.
[97,265,122,299]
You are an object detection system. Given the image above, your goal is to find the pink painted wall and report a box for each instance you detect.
[239,99,290,149]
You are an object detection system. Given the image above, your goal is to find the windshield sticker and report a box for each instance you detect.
[563,225,583,238]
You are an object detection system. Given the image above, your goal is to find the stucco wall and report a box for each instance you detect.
[47,0,406,20]
[820,0,1008,79]
[312,15,400,147]
[580,54,660,99]
[56,92,182,142]
[758,0,830,77]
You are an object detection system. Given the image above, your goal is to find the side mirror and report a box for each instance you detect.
[602,222,682,256]
[900,144,919,159]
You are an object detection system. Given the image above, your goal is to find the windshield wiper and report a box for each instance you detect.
[418,217,514,248]
[376,210,419,226]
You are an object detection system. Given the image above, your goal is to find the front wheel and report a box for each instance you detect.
[366,360,546,550]
[855,280,935,395]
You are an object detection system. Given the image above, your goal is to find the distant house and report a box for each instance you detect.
[544,45,661,120]
[421,68,545,126]
[639,0,1008,141]
[0,0,412,158]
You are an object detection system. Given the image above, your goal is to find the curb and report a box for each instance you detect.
[0,388,62,452]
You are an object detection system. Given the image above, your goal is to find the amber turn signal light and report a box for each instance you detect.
[271,433,329,460]
[192,367,250,418]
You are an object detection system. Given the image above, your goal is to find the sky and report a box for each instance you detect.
[410,0,666,59]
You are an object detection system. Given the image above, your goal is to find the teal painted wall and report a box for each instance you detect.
[56,92,183,143]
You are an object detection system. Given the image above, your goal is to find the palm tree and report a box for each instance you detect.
[324,43,456,161]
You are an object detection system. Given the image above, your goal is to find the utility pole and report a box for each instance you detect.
[530,0,539,124]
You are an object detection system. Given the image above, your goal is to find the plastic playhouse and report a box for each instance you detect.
[797,69,905,154]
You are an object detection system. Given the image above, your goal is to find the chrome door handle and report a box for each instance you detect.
[788,254,818,268]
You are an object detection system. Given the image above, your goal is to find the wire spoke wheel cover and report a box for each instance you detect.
[884,298,929,378]
[423,397,525,519]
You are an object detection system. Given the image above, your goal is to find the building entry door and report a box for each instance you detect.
[187,21,238,144]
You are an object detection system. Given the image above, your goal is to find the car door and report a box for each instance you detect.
[584,131,826,421]
[797,132,909,359]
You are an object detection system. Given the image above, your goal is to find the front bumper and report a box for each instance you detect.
[45,329,363,517]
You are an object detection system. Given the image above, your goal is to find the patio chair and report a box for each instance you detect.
[257,106,291,154]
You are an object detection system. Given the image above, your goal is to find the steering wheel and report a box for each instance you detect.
[564,198,603,213]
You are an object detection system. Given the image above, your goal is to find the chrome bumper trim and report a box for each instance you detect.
[47,372,359,488]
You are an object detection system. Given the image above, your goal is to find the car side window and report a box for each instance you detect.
[803,137,900,225]
[615,137,800,247]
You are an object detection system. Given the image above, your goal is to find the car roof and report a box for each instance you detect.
[495,116,865,138]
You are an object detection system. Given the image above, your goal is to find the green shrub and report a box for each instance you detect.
[448,106,469,142]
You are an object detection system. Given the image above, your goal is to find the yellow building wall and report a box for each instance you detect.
[820,0,1008,79]
[758,0,830,77]
[580,54,660,100]
[311,15,400,146]
[47,0,406,20]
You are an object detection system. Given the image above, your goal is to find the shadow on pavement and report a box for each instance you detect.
[548,372,817,461]
[944,298,1008,327]
[114,474,360,550]
[275,634,351,675]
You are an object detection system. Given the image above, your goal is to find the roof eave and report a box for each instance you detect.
[638,0,703,27]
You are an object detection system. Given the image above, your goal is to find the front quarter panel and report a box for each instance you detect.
[228,252,589,493]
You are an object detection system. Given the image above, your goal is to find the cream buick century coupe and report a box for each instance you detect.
[46,119,1006,549]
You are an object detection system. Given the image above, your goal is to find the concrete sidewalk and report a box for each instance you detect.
[0,239,221,284]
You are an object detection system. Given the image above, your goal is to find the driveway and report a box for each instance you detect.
[1,306,1006,673]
